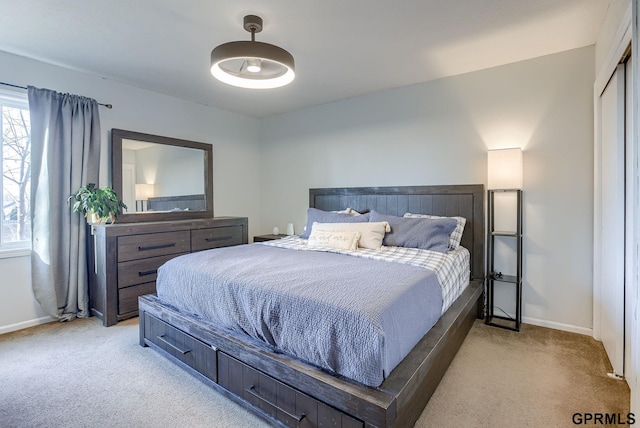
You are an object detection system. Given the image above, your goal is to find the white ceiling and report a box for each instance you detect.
[0,0,610,118]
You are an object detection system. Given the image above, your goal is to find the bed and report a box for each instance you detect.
[139,184,484,427]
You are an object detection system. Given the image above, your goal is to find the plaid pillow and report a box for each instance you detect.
[403,213,466,250]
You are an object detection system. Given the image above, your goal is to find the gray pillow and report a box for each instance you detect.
[369,210,456,253]
[299,208,370,239]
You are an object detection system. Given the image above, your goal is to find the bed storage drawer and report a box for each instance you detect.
[191,226,244,251]
[144,313,217,382]
[118,231,190,262]
[218,352,363,428]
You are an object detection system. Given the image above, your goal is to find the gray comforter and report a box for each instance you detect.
[156,243,443,387]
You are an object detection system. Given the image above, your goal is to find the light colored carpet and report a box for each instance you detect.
[0,318,629,427]
[419,321,630,428]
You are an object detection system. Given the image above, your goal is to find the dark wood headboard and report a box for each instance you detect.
[147,194,205,212]
[309,184,485,281]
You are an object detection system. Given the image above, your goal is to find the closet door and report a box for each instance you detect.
[624,57,633,379]
[598,63,625,377]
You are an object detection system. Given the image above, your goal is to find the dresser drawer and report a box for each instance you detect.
[89,217,248,327]
[117,253,185,289]
[218,353,363,428]
[191,226,244,252]
[144,313,217,382]
[118,231,190,262]
[119,282,157,315]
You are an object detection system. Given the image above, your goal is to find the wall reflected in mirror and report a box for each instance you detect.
[121,139,205,213]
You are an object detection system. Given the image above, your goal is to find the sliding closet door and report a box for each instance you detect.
[598,63,626,378]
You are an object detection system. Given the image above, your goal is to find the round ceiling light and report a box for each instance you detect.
[210,15,295,89]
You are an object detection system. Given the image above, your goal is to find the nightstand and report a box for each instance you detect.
[253,234,288,242]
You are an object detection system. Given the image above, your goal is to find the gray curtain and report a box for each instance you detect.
[28,86,101,321]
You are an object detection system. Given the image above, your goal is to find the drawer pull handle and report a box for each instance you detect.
[157,335,191,355]
[205,235,233,242]
[139,243,176,252]
[138,269,157,277]
[245,385,305,422]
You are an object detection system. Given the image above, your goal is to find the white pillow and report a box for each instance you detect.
[332,208,363,216]
[311,221,389,250]
[403,213,466,250]
[308,229,360,251]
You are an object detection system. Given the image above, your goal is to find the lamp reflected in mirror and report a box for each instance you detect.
[135,183,155,211]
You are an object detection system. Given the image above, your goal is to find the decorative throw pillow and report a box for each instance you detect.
[308,229,360,251]
[403,213,466,250]
[299,208,370,239]
[311,221,389,250]
[369,211,457,253]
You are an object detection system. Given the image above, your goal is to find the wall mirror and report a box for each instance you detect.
[111,129,213,223]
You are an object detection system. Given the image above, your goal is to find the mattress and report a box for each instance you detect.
[263,237,470,313]
[155,239,470,386]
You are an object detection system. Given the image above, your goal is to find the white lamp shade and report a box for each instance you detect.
[135,183,155,200]
[487,148,523,190]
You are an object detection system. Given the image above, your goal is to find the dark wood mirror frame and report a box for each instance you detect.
[111,128,213,223]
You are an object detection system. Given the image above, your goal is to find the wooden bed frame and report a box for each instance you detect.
[139,184,485,427]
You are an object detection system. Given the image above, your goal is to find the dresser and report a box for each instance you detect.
[89,217,248,326]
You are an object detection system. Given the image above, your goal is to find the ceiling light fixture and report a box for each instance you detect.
[210,15,295,89]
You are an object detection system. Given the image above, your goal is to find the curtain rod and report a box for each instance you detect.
[0,81,112,109]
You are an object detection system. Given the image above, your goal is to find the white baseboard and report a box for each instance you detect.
[523,316,593,336]
[0,316,56,335]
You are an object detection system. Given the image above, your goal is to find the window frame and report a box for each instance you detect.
[0,88,31,258]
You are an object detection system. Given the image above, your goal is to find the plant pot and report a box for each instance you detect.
[87,211,114,225]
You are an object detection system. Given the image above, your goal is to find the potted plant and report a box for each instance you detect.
[69,183,127,224]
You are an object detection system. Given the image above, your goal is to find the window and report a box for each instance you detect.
[0,90,30,251]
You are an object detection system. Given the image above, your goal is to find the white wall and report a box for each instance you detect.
[595,0,632,77]
[0,254,48,333]
[0,50,261,333]
[260,46,595,333]
[0,45,598,334]
[136,144,204,197]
